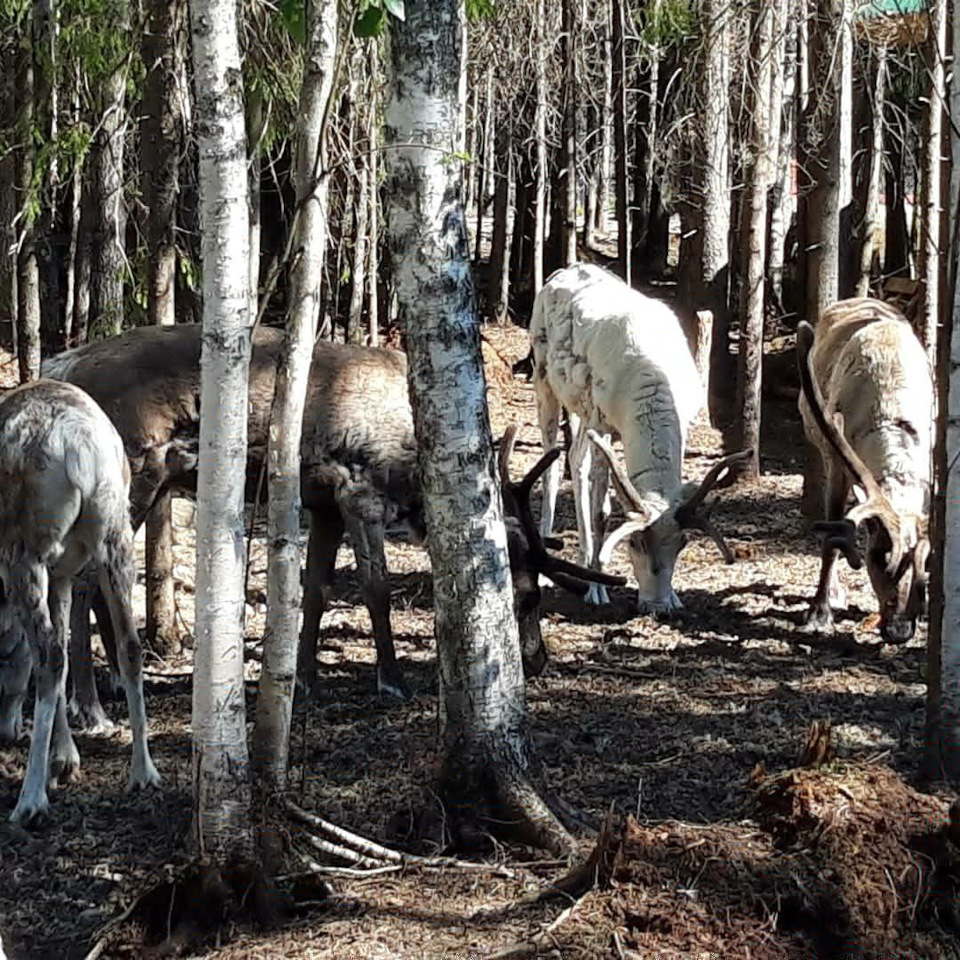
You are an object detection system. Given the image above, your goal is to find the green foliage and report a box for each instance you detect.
[637,0,692,51]
[353,0,404,38]
[466,0,495,19]
[277,0,305,44]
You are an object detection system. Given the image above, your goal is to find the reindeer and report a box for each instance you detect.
[796,298,933,642]
[0,380,160,823]
[530,263,747,613]
[43,325,621,709]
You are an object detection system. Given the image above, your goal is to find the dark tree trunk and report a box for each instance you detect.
[488,117,512,322]
[142,0,186,657]
[631,37,658,274]
[89,10,129,339]
[798,0,842,326]
[611,0,630,281]
[15,34,40,381]
[0,33,15,350]
[557,0,577,266]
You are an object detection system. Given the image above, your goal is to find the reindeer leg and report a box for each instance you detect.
[10,564,61,824]
[67,576,115,734]
[347,516,409,701]
[96,528,160,792]
[297,508,344,697]
[536,383,562,540]
[0,612,29,744]
[570,422,608,605]
[804,468,849,630]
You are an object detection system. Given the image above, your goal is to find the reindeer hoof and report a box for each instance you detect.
[801,603,835,632]
[68,701,116,736]
[127,757,161,792]
[10,792,50,826]
[377,665,413,702]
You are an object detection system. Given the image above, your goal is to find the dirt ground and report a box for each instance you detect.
[0,319,958,960]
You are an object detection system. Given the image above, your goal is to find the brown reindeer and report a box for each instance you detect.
[43,326,622,712]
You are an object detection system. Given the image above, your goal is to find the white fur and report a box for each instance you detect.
[531,263,702,611]
[0,380,160,823]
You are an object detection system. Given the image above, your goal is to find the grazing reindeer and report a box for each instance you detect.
[0,380,160,823]
[796,299,933,642]
[43,326,620,707]
[530,263,747,613]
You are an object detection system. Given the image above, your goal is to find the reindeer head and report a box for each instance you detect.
[797,321,930,643]
[586,430,749,613]
[498,426,626,675]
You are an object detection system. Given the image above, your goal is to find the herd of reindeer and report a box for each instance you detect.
[0,261,934,827]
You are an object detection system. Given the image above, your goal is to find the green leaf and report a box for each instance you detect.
[354,5,385,36]
[383,0,405,21]
[278,0,306,43]
[466,0,494,20]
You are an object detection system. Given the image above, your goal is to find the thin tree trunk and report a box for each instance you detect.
[72,179,93,345]
[189,0,254,861]
[142,0,185,657]
[800,0,843,325]
[384,0,574,855]
[252,0,337,799]
[533,0,547,294]
[918,0,946,364]
[630,29,658,271]
[700,0,731,420]
[247,87,265,317]
[857,43,886,298]
[595,0,612,233]
[884,116,910,277]
[926,0,960,784]
[367,44,379,347]
[611,0,630,280]
[488,118,512,322]
[0,32,16,351]
[89,18,129,340]
[583,99,599,250]
[736,0,776,481]
[558,0,577,266]
[34,0,60,355]
[14,32,40,382]
[768,4,796,317]
[348,101,370,343]
[64,68,81,345]
[474,64,493,263]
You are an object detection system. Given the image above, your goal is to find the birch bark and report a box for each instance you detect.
[384,0,574,855]
[252,0,338,795]
[189,0,254,859]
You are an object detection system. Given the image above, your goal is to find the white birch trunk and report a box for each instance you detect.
[189,0,253,859]
[920,0,946,364]
[384,0,572,855]
[928,0,960,782]
[251,0,337,795]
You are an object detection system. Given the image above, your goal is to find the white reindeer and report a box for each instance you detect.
[0,380,160,823]
[531,263,747,612]
[796,298,933,642]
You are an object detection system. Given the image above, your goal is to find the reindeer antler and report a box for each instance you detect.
[675,449,752,564]
[498,425,626,592]
[796,321,904,571]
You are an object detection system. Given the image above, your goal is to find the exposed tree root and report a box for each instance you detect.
[286,798,517,876]
[439,733,588,858]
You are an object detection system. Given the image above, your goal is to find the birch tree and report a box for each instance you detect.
[926,0,960,783]
[189,0,254,859]
[383,0,576,855]
[252,0,338,795]
[699,0,730,417]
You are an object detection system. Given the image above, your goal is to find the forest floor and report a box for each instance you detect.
[1,321,959,960]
